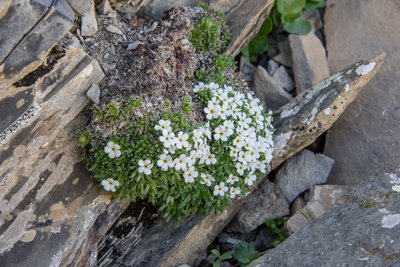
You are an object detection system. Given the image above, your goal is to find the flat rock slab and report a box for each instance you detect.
[250,168,400,267]
[0,0,74,82]
[323,0,400,184]
[0,44,126,266]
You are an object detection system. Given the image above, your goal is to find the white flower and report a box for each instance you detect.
[205,153,217,165]
[209,82,220,90]
[174,154,188,171]
[104,141,121,159]
[222,120,234,138]
[193,82,205,92]
[174,131,189,149]
[236,162,246,176]
[183,166,198,183]
[200,173,215,186]
[101,178,120,192]
[248,150,260,160]
[213,182,229,196]
[227,174,239,184]
[218,104,232,120]
[244,174,257,186]
[214,126,227,141]
[237,113,252,128]
[229,146,239,158]
[233,135,246,148]
[224,85,233,92]
[229,187,241,199]
[159,131,175,148]
[155,119,172,132]
[204,102,220,120]
[247,99,261,115]
[157,154,174,171]
[138,159,153,175]
[238,151,248,164]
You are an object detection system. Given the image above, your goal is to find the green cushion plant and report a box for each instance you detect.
[79,4,275,221]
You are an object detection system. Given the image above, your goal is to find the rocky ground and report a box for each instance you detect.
[0,0,398,266]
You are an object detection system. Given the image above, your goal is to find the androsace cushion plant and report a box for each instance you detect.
[82,81,274,221]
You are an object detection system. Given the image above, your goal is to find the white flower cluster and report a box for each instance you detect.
[152,82,273,198]
[101,82,274,199]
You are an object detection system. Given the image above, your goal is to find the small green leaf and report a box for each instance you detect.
[220,251,233,261]
[233,242,260,264]
[305,0,325,9]
[258,17,273,36]
[277,0,306,14]
[281,11,301,23]
[283,19,312,35]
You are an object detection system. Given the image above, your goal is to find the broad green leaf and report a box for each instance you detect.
[305,0,325,9]
[258,17,273,35]
[277,0,305,14]
[233,242,260,264]
[283,19,312,35]
[281,11,301,23]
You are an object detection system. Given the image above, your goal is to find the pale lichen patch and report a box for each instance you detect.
[324,108,331,115]
[20,230,37,242]
[355,62,376,76]
[382,214,400,229]
[392,185,400,192]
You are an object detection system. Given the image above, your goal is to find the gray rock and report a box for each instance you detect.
[96,0,114,15]
[87,83,101,104]
[127,41,144,51]
[267,59,279,75]
[300,9,323,31]
[250,168,400,267]
[286,185,349,234]
[290,196,306,215]
[272,66,295,92]
[273,53,292,67]
[81,7,98,37]
[253,66,292,110]
[285,211,308,234]
[0,45,108,267]
[228,179,289,233]
[0,0,49,63]
[289,32,330,93]
[240,56,256,83]
[275,150,335,202]
[323,0,400,185]
[67,0,93,14]
[273,39,292,67]
[67,0,97,36]
[302,185,349,220]
[106,24,124,36]
[0,0,74,80]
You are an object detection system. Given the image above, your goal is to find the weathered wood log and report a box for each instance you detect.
[97,55,384,266]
